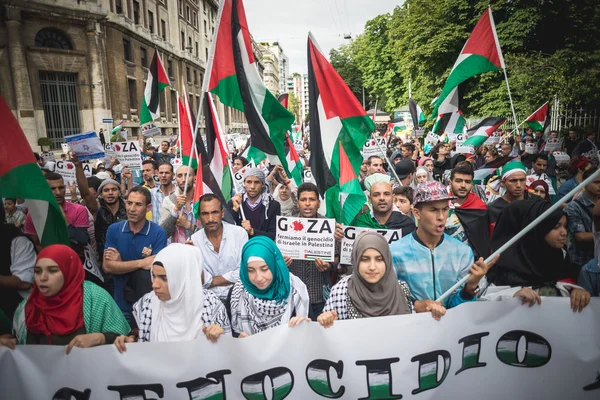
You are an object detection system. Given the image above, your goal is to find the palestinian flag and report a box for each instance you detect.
[464,117,506,147]
[451,193,491,259]
[278,93,289,109]
[140,50,170,125]
[524,101,550,131]
[178,89,198,169]
[409,98,426,128]
[431,7,504,118]
[207,0,294,175]
[432,84,467,135]
[0,96,69,247]
[307,33,373,224]
[192,93,234,218]
[285,133,304,186]
[389,117,407,133]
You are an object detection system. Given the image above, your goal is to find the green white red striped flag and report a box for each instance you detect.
[307,33,372,224]
[0,96,69,247]
[140,50,170,125]
[524,102,550,132]
[464,117,506,147]
[178,88,198,170]
[205,0,294,177]
[431,7,505,119]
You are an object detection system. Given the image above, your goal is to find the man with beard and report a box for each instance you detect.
[488,162,530,227]
[144,140,175,164]
[446,163,490,258]
[351,174,416,234]
[160,165,199,243]
[141,160,158,190]
[150,162,175,224]
[103,186,167,322]
[95,179,127,257]
[191,194,248,300]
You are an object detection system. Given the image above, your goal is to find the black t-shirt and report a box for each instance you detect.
[151,152,175,164]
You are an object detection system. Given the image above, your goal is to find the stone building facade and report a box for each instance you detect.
[0,0,250,150]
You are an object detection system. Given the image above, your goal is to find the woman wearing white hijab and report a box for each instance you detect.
[273,183,298,216]
[114,244,231,352]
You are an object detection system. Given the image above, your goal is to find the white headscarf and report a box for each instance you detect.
[149,244,205,342]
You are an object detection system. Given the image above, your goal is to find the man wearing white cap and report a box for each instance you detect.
[488,161,530,226]
[228,168,280,240]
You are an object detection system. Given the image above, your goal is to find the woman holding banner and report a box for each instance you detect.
[114,244,230,352]
[317,232,446,328]
[226,236,310,337]
[482,198,592,311]
[12,245,130,351]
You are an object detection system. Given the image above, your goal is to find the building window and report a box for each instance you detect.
[171,90,177,115]
[205,47,208,61]
[34,28,73,50]
[193,11,197,27]
[186,67,191,83]
[181,31,185,50]
[189,94,195,112]
[195,41,199,57]
[188,37,192,53]
[193,70,197,85]
[167,60,173,77]
[133,0,140,25]
[203,0,207,13]
[115,0,123,14]
[123,39,132,61]
[179,0,183,16]
[127,79,137,110]
[161,19,167,40]
[187,6,191,22]
[148,10,154,33]
[204,20,207,36]
[140,47,147,67]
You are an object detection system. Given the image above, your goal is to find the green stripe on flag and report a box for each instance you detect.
[210,74,244,111]
[525,121,544,131]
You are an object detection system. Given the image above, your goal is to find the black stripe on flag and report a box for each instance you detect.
[307,39,336,198]
[148,51,160,114]
[230,0,277,156]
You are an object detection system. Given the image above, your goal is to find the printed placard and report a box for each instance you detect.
[65,131,105,161]
[294,139,304,152]
[362,137,387,158]
[41,152,55,162]
[61,143,70,154]
[543,138,563,153]
[54,160,92,185]
[484,131,502,145]
[171,158,183,170]
[232,161,256,191]
[303,169,314,183]
[141,122,161,138]
[340,226,402,264]
[276,216,336,261]
[425,132,440,145]
[414,128,425,137]
[112,141,142,169]
[525,142,537,154]
[553,151,570,164]
[455,145,475,154]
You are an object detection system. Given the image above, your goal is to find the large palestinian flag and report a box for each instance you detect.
[431,7,504,118]
[307,33,373,224]
[0,96,69,247]
[206,0,294,175]
[524,102,549,131]
[140,50,170,125]
[464,117,506,147]
[432,85,467,135]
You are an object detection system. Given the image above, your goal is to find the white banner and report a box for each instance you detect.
[65,131,105,161]
[362,137,387,158]
[54,161,92,185]
[1,300,598,399]
[340,226,402,264]
[113,141,142,169]
[276,216,336,261]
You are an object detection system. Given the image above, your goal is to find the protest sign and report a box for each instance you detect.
[102,142,115,164]
[455,133,474,154]
[2,300,598,399]
[544,138,563,153]
[61,143,70,154]
[340,226,402,264]
[113,141,142,169]
[294,139,304,152]
[526,174,556,195]
[303,169,314,183]
[64,131,105,161]
[171,158,182,170]
[525,142,537,154]
[362,137,387,158]
[41,152,55,162]
[484,131,502,145]
[141,122,161,138]
[54,161,92,185]
[425,132,440,145]
[414,128,426,137]
[553,151,570,164]
[276,216,335,261]
[232,161,256,191]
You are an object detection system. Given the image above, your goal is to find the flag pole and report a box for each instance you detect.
[181,0,225,196]
[436,167,600,303]
[370,100,402,183]
[506,101,550,137]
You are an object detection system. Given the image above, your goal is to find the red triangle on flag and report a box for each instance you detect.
[339,141,357,187]
[461,8,503,69]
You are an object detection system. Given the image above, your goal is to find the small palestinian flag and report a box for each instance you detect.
[0,95,69,247]
[464,117,506,147]
[140,50,170,125]
[431,7,504,118]
[285,133,304,186]
[178,88,198,169]
[409,98,426,128]
[432,84,467,135]
[307,33,372,224]
[524,102,550,132]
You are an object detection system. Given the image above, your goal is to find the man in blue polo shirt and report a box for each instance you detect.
[103,186,167,322]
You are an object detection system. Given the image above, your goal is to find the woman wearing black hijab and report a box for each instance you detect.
[483,198,591,312]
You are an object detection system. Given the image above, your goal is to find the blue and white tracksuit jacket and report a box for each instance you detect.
[390,232,475,309]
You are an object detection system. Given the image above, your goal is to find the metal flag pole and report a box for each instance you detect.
[436,167,600,303]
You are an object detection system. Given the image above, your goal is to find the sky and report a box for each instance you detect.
[245,0,402,74]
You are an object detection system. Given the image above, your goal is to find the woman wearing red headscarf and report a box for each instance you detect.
[12,245,130,353]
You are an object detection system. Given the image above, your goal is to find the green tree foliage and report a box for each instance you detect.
[331,0,600,122]
[288,91,301,123]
